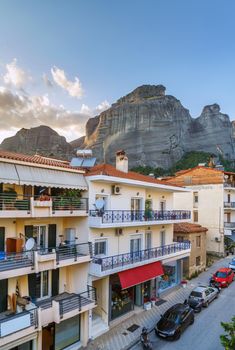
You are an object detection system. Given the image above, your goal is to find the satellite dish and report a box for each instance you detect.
[95,199,105,210]
[224,175,229,179]
[25,238,35,251]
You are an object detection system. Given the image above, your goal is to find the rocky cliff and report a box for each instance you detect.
[0,125,74,159]
[73,85,235,168]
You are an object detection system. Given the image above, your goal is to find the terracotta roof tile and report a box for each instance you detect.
[0,149,80,171]
[86,163,183,187]
[174,223,208,234]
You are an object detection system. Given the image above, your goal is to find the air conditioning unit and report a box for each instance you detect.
[215,237,221,243]
[112,185,121,195]
[115,228,123,236]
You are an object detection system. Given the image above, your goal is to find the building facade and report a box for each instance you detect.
[0,151,96,350]
[174,223,207,278]
[86,152,191,337]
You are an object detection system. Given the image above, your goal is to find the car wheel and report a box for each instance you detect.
[205,301,209,308]
[215,292,219,299]
[190,317,195,325]
[174,329,181,341]
[196,306,202,313]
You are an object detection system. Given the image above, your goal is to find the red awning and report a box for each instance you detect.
[118,261,164,289]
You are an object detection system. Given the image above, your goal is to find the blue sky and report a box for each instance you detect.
[0,0,235,142]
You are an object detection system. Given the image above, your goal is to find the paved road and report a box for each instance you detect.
[132,257,235,350]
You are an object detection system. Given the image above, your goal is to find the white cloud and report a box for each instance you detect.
[95,100,110,113]
[0,87,89,141]
[42,73,53,88]
[51,66,83,98]
[3,59,31,88]
[80,104,91,115]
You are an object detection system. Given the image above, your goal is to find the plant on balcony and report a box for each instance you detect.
[63,189,81,210]
[3,187,17,209]
[144,199,152,220]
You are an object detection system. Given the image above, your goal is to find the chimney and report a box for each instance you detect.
[116,150,128,173]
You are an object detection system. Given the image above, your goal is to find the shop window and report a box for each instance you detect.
[158,263,177,291]
[94,240,107,256]
[196,236,201,248]
[196,256,201,266]
[110,274,134,320]
[55,315,80,350]
[193,211,198,222]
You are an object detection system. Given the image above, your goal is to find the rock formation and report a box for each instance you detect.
[0,125,74,159]
[73,85,235,168]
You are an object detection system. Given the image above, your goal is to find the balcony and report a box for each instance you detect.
[0,250,34,279]
[0,307,38,346]
[90,242,191,277]
[89,210,191,228]
[224,182,235,189]
[37,286,97,325]
[0,193,88,218]
[224,202,235,209]
[224,222,235,229]
[55,242,92,267]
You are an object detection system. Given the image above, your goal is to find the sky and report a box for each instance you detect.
[0,0,235,143]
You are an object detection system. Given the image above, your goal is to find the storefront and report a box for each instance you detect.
[157,260,182,294]
[109,261,163,321]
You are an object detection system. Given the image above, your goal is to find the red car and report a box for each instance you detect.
[212,268,234,288]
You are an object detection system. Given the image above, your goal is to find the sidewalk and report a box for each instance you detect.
[84,256,233,350]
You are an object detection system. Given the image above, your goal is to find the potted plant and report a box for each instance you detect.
[181,280,188,288]
[3,187,17,209]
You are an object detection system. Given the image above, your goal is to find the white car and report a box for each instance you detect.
[228,258,235,270]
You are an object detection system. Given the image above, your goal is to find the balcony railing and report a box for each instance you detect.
[224,183,235,188]
[0,193,30,211]
[90,210,191,224]
[0,307,38,338]
[56,242,92,262]
[224,202,235,208]
[224,222,235,228]
[52,197,88,212]
[58,286,97,318]
[92,242,191,272]
[0,250,34,272]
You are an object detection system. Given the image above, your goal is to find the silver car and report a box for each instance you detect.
[228,258,235,270]
[188,285,219,312]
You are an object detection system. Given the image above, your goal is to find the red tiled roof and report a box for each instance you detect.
[0,149,79,171]
[175,166,222,176]
[174,223,208,234]
[86,163,182,187]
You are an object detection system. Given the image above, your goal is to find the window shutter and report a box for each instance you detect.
[48,224,57,250]
[25,225,34,239]
[28,273,40,300]
[52,269,59,296]
[0,279,8,312]
[0,227,5,251]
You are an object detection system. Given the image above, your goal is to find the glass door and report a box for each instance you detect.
[145,232,152,250]
[131,198,142,221]
[33,225,47,250]
[160,230,166,246]
[130,236,141,261]
[35,271,51,300]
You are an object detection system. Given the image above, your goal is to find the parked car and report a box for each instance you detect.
[228,258,235,270]
[187,285,219,312]
[155,303,194,340]
[211,268,234,288]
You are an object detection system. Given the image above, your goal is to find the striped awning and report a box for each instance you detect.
[0,162,87,190]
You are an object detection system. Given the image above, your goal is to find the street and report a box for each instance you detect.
[132,256,235,350]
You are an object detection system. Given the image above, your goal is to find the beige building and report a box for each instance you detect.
[85,151,191,337]
[0,150,96,350]
[164,166,235,257]
[174,223,207,278]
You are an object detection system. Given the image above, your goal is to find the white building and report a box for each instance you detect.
[86,151,191,337]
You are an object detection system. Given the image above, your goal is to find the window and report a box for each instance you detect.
[35,271,51,300]
[196,256,201,266]
[193,192,198,207]
[193,211,198,222]
[160,230,166,246]
[228,194,231,203]
[130,235,142,252]
[145,232,152,249]
[196,236,201,248]
[94,240,107,256]
[131,198,142,211]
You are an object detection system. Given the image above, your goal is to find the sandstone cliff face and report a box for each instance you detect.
[0,125,74,159]
[75,85,235,168]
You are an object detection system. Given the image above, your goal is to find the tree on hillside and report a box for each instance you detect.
[220,316,235,350]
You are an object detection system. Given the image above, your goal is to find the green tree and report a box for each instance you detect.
[220,316,235,350]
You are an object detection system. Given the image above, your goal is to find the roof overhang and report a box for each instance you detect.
[86,175,190,192]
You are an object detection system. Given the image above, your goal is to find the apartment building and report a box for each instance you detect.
[164,166,235,257]
[0,150,96,350]
[86,151,191,337]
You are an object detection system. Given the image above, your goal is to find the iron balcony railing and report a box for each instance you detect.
[224,202,235,208]
[52,197,88,212]
[59,285,97,318]
[56,242,92,262]
[224,222,235,228]
[92,242,191,272]
[0,307,38,338]
[0,193,30,211]
[0,250,34,272]
[224,183,235,188]
[90,209,191,224]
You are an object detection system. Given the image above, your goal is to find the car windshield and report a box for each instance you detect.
[164,310,179,322]
[230,260,235,265]
[215,271,227,278]
[190,291,202,298]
